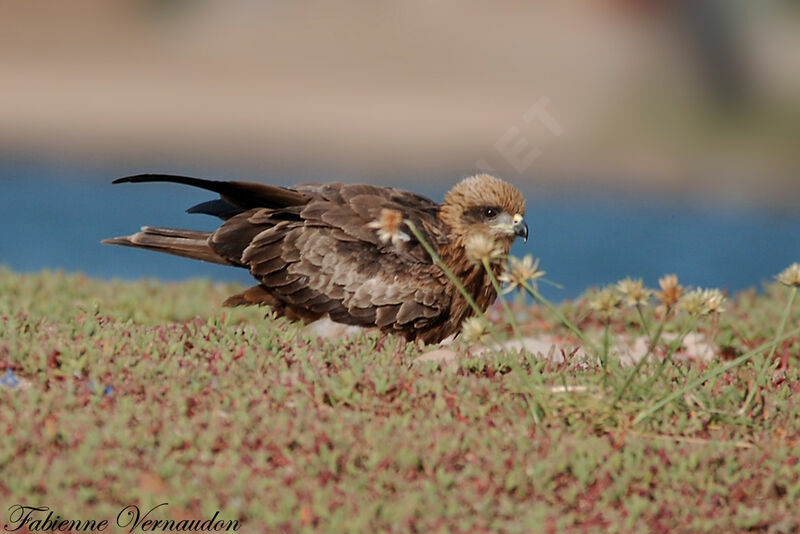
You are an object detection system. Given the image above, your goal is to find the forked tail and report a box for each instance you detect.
[102,227,231,266]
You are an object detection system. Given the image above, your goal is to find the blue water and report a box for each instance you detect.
[1,159,799,300]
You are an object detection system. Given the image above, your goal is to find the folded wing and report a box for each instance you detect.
[213,183,451,336]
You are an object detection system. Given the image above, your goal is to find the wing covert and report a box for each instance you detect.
[212,182,452,335]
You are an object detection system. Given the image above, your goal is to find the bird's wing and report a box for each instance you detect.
[114,174,310,219]
[211,183,452,331]
[295,183,446,262]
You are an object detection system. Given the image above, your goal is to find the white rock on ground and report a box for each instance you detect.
[414,332,717,369]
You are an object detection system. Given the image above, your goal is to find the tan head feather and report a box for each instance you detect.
[439,174,527,249]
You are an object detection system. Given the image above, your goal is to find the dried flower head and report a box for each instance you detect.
[465,233,504,265]
[460,316,488,343]
[678,289,707,316]
[616,277,652,308]
[367,208,410,246]
[776,263,800,288]
[678,288,727,316]
[500,255,546,294]
[589,287,621,319]
[656,274,683,309]
[702,288,727,314]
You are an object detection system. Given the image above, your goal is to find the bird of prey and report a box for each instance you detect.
[104,174,528,343]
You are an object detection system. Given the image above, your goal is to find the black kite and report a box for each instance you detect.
[104,174,528,343]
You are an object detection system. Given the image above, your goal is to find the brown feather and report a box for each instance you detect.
[102,227,230,266]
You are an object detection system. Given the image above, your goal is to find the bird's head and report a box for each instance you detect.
[439,174,528,252]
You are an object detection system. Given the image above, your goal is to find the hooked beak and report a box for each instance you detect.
[513,214,529,242]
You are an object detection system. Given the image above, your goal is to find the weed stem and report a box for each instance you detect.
[482,257,522,340]
[522,282,600,355]
[405,221,502,345]
[759,286,797,383]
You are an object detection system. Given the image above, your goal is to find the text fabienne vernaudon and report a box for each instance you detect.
[5,504,240,532]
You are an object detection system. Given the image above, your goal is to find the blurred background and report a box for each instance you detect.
[1,0,799,299]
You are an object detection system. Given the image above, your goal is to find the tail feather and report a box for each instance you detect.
[102,226,232,266]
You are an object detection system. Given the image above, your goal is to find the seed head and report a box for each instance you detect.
[465,234,504,265]
[702,288,727,314]
[678,289,707,316]
[367,209,410,246]
[461,316,488,343]
[656,274,683,309]
[616,277,651,308]
[500,255,546,294]
[589,287,621,319]
[678,288,726,317]
[776,263,800,288]
[678,288,727,316]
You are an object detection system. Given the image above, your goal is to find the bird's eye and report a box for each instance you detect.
[483,207,498,218]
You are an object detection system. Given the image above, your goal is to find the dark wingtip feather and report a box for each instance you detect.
[112,175,168,184]
[109,173,311,210]
[112,174,200,185]
[186,199,244,220]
